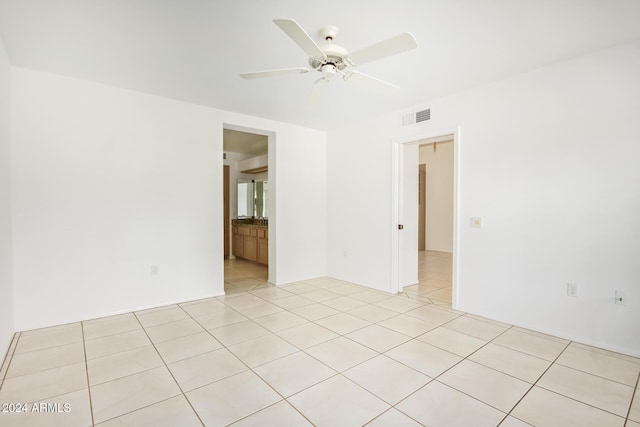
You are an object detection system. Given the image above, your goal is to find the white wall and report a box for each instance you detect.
[11,68,327,331]
[327,40,640,356]
[0,37,14,357]
[419,140,454,252]
[11,68,223,330]
[327,114,399,291]
[272,125,327,284]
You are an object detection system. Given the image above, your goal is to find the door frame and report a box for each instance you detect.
[224,165,230,258]
[223,123,276,285]
[418,163,426,251]
[390,125,461,308]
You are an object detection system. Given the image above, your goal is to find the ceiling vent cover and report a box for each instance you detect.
[402,108,431,126]
[416,108,431,123]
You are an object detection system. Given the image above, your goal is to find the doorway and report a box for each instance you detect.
[222,125,273,293]
[417,138,455,305]
[391,127,459,308]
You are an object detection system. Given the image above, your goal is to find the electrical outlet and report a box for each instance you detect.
[567,282,578,297]
[470,217,482,228]
[615,289,625,305]
[150,265,159,276]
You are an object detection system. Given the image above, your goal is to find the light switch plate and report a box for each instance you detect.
[567,282,578,297]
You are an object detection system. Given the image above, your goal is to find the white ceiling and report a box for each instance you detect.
[1,0,639,131]
[223,129,268,155]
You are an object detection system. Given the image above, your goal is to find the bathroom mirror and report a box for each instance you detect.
[237,179,254,218]
[237,179,268,219]
[255,180,268,218]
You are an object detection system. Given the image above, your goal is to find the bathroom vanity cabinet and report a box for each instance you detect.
[232,224,268,265]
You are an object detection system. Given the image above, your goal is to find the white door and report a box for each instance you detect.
[398,142,419,290]
[391,127,458,304]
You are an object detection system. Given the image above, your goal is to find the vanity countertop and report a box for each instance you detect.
[232,219,268,227]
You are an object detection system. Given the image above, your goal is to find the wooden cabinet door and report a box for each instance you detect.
[233,234,244,258]
[257,238,268,264]
[243,236,258,261]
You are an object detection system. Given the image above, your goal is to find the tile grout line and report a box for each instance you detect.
[4,331,86,417]
[83,331,153,361]
[18,320,82,336]
[0,332,21,392]
[130,310,206,427]
[80,321,96,427]
[176,302,316,425]
[202,280,431,424]
[83,312,208,420]
[569,344,640,366]
[550,359,639,389]
[368,407,427,427]
[389,325,515,421]
[68,311,210,423]
[239,288,460,382]
[5,333,84,357]
[261,309,392,425]
[274,300,503,424]
[499,340,576,424]
[232,399,317,426]
[391,319,564,424]
[551,343,640,386]
[529,364,635,421]
[177,300,312,421]
[623,367,639,425]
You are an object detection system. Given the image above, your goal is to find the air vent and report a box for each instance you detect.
[401,108,431,126]
[416,108,431,123]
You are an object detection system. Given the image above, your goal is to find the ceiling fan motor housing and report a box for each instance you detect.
[308,43,349,71]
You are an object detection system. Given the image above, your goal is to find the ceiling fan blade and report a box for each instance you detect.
[273,19,327,61]
[308,77,330,104]
[348,32,418,66]
[343,70,399,94]
[239,67,309,79]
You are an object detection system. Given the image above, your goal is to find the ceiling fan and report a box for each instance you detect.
[240,19,418,101]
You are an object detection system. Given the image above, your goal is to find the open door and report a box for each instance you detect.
[398,143,419,290]
[391,141,419,294]
[224,165,230,258]
[391,126,459,305]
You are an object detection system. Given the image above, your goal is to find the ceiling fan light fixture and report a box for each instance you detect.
[321,63,337,78]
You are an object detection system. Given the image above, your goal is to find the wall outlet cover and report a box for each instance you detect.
[150,265,160,276]
[470,217,482,228]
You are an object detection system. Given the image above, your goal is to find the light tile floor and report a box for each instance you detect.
[0,252,638,426]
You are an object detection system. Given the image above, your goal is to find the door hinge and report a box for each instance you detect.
[398,224,404,230]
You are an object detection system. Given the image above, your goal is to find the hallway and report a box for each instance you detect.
[403,251,452,306]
